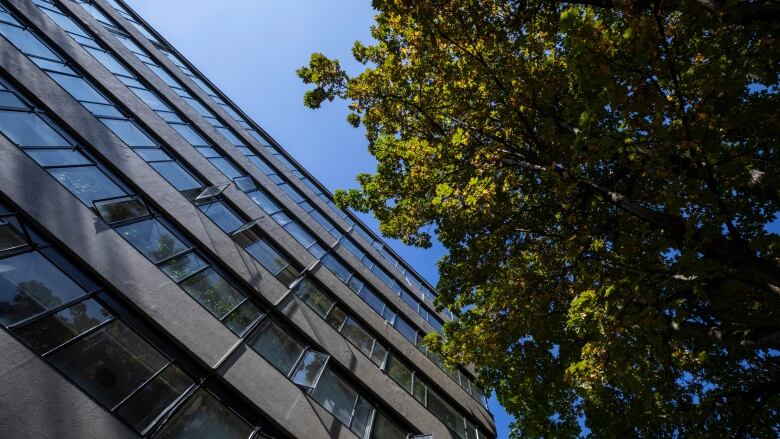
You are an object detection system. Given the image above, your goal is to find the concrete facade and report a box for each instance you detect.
[0,1,496,438]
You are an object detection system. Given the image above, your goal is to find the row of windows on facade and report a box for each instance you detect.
[1,0,488,410]
[0,2,484,416]
[70,0,454,341]
[0,205,413,438]
[0,41,490,439]
[90,0,453,321]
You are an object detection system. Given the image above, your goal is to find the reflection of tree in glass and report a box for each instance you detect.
[150,235,177,262]
[0,280,56,325]
[14,299,109,353]
[101,199,146,224]
[155,390,251,439]
[295,280,332,317]
[180,270,241,319]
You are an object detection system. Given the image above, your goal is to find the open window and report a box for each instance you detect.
[93,194,150,225]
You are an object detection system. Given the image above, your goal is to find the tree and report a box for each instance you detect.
[298,1,779,437]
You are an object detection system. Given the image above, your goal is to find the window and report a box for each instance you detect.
[426,387,467,438]
[117,219,189,263]
[0,111,69,147]
[321,254,352,283]
[171,123,208,146]
[131,87,170,113]
[149,161,201,191]
[0,219,28,252]
[49,72,109,104]
[248,319,305,375]
[248,190,280,214]
[49,166,125,204]
[101,118,156,147]
[358,286,386,316]
[13,298,111,354]
[160,252,207,282]
[311,367,358,426]
[294,279,334,318]
[209,157,242,180]
[26,149,88,167]
[385,355,412,392]
[244,239,284,274]
[48,320,168,408]
[394,316,418,345]
[371,411,408,439]
[85,46,132,77]
[340,317,375,357]
[116,364,193,432]
[0,251,87,325]
[93,195,150,225]
[0,21,58,59]
[291,350,329,388]
[154,389,253,439]
[198,201,242,233]
[179,268,244,319]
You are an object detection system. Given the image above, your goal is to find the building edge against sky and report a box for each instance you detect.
[0,0,496,438]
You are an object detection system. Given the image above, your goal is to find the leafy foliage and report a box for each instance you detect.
[299,1,780,437]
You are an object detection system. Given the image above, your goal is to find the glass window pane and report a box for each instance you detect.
[49,72,109,104]
[155,389,253,439]
[0,220,27,252]
[48,320,167,408]
[386,355,412,392]
[371,411,408,439]
[94,195,150,225]
[116,364,193,433]
[394,317,418,344]
[85,46,132,77]
[135,148,170,162]
[371,341,388,367]
[426,388,466,438]
[294,279,333,318]
[49,166,125,205]
[247,319,305,375]
[321,254,351,283]
[325,306,346,330]
[0,111,69,147]
[159,252,207,282]
[248,155,275,175]
[223,300,262,335]
[198,202,242,233]
[170,123,208,146]
[245,239,288,276]
[130,87,171,113]
[101,118,156,147]
[291,350,329,388]
[350,397,374,438]
[13,298,111,354]
[216,127,244,146]
[0,90,26,109]
[179,268,244,319]
[311,367,358,426]
[117,219,188,264]
[209,158,242,180]
[27,149,89,166]
[150,161,201,191]
[413,376,426,404]
[0,251,87,325]
[0,22,58,59]
[279,183,304,204]
[248,191,280,214]
[341,317,374,356]
[359,287,385,316]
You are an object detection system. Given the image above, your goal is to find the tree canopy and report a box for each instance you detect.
[298,1,780,436]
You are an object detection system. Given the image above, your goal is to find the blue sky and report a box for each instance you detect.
[125,0,514,437]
